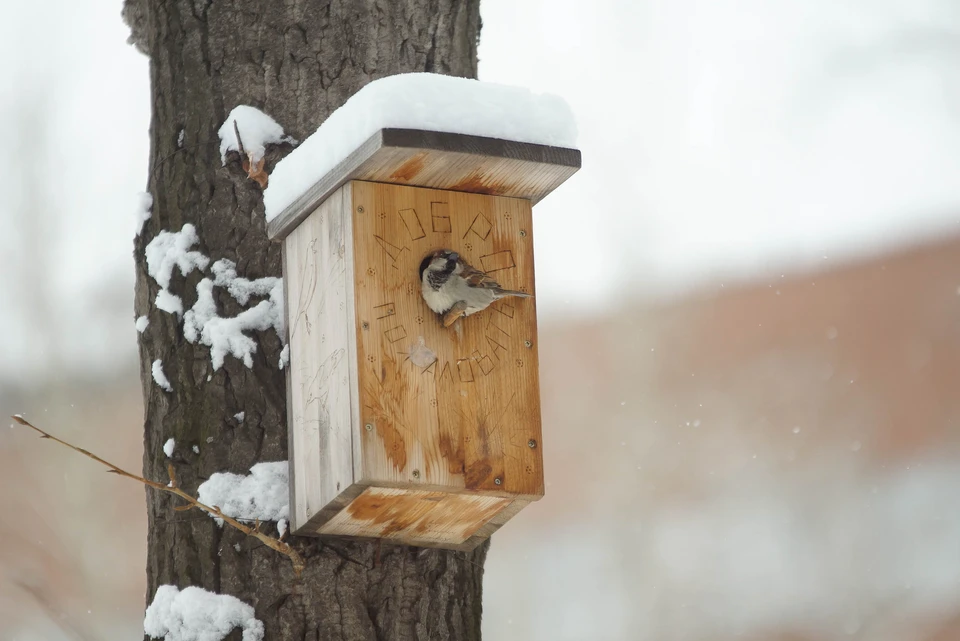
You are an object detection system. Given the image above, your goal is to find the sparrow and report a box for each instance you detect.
[419,249,533,327]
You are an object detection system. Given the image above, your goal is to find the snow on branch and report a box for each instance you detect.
[183,259,284,370]
[218,106,296,166]
[144,226,287,371]
[144,585,264,641]
[156,289,184,316]
[152,359,173,392]
[10,414,304,575]
[212,259,280,305]
[145,224,210,290]
[135,191,153,236]
[197,461,289,537]
[218,106,297,188]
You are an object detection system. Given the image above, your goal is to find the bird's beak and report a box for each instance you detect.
[448,252,459,261]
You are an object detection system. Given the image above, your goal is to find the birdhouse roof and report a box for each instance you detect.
[264,74,581,241]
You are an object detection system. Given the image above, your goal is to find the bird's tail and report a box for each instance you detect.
[495,288,534,299]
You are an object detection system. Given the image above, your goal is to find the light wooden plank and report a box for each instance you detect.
[284,185,357,533]
[317,487,511,546]
[291,480,535,549]
[267,128,581,241]
[459,498,531,550]
[350,180,545,498]
[282,252,298,531]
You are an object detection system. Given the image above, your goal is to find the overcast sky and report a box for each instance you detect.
[481,0,960,305]
[2,0,959,379]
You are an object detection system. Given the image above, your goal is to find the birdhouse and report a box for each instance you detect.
[269,127,580,549]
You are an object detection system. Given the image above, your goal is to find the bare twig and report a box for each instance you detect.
[11,414,305,576]
[231,119,269,188]
[233,120,246,157]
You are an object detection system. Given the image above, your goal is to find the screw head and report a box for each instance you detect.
[519,229,527,237]
[361,321,370,330]
[357,206,365,213]
[494,477,502,486]
[528,439,537,449]
[364,423,373,432]
[412,469,421,479]
[524,340,532,348]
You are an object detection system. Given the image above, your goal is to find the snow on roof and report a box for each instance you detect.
[144,585,264,641]
[263,72,578,221]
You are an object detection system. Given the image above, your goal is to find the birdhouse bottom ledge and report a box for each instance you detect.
[297,483,536,551]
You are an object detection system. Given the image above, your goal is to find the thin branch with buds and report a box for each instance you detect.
[10,414,304,576]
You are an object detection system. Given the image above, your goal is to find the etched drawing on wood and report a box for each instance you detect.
[282,181,547,548]
[351,180,544,499]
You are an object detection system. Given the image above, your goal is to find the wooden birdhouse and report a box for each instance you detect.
[269,128,580,549]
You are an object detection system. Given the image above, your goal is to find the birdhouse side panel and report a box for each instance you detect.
[349,180,544,499]
[284,185,361,532]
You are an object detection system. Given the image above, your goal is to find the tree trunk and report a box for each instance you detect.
[126,1,485,639]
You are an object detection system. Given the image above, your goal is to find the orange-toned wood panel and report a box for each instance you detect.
[317,487,511,545]
[350,181,544,498]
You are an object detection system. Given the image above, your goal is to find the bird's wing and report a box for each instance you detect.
[460,263,502,289]
[443,301,467,327]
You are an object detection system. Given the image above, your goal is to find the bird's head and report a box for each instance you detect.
[419,249,459,281]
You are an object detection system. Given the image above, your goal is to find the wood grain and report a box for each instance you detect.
[317,487,511,546]
[283,185,359,532]
[350,180,545,499]
[267,128,581,241]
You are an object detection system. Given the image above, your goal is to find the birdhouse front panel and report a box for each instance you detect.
[350,180,544,498]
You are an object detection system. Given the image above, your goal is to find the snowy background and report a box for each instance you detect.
[3,0,960,639]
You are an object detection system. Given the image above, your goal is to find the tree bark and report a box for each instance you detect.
[127,1,485,639]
